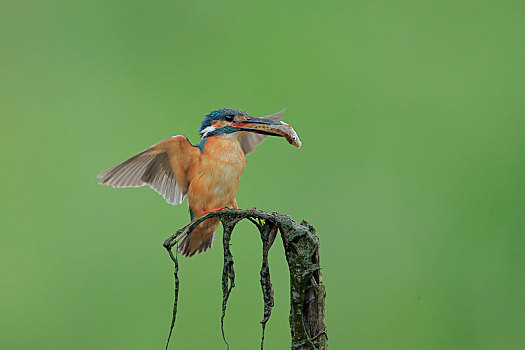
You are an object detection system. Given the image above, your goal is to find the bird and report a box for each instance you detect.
[97,108,301,257]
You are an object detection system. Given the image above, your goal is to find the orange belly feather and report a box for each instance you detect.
[178,135,246,256]
[188,135,246,213]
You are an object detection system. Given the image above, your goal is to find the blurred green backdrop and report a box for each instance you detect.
[1,0,523,349]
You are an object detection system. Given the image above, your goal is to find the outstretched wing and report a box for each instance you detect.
[239,109,285,155]
[97,135,198,205]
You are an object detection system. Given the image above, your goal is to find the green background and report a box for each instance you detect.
[1,0,523,349]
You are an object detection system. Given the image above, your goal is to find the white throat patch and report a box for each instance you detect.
[200,125,216,137]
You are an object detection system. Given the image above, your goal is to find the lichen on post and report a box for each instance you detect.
[163,208,327,350]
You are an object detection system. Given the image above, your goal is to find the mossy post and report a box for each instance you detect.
[163,208,328,350]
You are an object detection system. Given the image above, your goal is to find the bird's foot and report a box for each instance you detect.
[202,207,229,215]
[202,207,255,215]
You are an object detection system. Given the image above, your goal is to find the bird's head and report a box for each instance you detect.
[199,108,301,148]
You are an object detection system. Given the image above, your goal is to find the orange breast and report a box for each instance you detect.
[187,135,246,215]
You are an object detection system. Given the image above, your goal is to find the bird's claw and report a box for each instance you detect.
[202,207,229,215]
[202,206,255,215]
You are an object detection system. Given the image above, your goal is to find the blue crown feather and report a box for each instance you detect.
[198,108,248,134]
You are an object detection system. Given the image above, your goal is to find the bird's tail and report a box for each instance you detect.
[178,217,220,257]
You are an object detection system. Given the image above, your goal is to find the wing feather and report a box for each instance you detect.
[97,135,197,205]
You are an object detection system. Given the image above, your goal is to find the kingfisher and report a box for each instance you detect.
[97,108,301,257]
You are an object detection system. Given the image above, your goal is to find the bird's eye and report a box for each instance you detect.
[225,115,235,122]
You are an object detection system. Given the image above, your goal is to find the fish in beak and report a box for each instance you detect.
[232,116,302,148]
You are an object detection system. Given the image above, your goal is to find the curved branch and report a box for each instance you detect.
[163,208,327,350]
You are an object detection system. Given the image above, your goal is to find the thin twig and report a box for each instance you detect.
[165,246,179,350]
